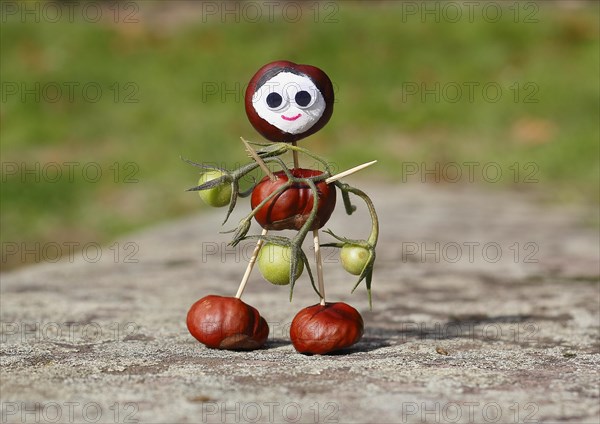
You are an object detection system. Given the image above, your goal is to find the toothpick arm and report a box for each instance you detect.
[241,137,277,181]
[325,160,377,184]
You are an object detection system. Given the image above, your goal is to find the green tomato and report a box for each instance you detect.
[198,170,232,207]
[340,245,370,276]
[257,244,303,286]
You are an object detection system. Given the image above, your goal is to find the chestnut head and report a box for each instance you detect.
[245,61,334,143]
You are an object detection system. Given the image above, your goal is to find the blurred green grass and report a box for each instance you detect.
[1,1,598,270]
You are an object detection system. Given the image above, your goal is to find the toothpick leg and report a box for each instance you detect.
[235,228,268,299]
[313,229,326,305]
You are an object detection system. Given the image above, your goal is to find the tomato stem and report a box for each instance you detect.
[228,181,292,246]
[286,178,321,298]
[336,183,379,247]
[187,141,379,306]
[251,141,333,175]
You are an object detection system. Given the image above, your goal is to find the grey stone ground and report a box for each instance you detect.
[1,184,599,424]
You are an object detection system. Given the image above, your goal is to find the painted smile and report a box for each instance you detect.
[281,113,301,121]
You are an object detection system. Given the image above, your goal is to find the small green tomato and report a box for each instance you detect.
[340,245,370,276]
[257,244,303,286]
[198,170,232,207]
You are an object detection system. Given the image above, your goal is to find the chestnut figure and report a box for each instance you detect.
[290,302,364,355]
[187,295,269,350]
[185,60,379,356]
[251,168,337,231]
[245,60,334,143]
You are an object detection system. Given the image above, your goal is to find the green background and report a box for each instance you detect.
[1,1,598,270]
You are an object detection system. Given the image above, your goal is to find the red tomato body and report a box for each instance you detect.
[290,302,364,354]
[251,168,336,231]
[187,295,269,350]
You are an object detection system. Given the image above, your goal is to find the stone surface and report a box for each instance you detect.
[1,184,599,424]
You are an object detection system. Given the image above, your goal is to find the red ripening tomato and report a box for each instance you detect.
[251,168,336,231]
[187,295,269,350]
[290,302,364,355]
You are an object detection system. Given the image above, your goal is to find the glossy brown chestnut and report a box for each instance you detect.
[250,168,336,231]
[187,295,269,350]
[290,302,364,355]
[245,60,334,143]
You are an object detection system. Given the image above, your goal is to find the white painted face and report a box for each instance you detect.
[252,71,326,135]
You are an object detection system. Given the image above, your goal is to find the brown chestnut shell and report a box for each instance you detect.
[290,302,364,355]
[250,168,336,231]
[245,60,334,143]
[187,295,269,350]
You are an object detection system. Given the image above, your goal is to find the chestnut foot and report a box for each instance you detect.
[290,302,363,355]
[187,295,269,350]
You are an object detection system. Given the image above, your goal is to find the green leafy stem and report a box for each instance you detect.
[322,183,379,308]
[183,142,379,303]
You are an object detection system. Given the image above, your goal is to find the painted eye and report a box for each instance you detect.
[266,92,284,110]
[294,90,313,108]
